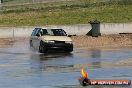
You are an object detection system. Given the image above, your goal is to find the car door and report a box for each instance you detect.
[33,29,41,50]
[31,29,39,49]
[30,29,36,47]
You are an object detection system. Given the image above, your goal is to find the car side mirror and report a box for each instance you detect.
[68,35,72,37]
[36,33,40,37]
[68,34,76,37]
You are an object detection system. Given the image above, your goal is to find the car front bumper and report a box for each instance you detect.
[43,42,73,50]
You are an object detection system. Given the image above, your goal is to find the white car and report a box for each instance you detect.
[30,28,73,53]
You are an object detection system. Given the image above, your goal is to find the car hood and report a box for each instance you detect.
[41,36,72,41]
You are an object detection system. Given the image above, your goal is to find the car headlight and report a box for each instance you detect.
[45,40,55,43]
[65,41,72,44]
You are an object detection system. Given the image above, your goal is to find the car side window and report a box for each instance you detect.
[35,29,41,36]
[31,28,42,36]
[31,29,36,36]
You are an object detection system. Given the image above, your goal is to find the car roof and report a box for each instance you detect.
[34,27,63,29]
[35,28,42,29]
[42,28,63,30]
[33,28,64,31]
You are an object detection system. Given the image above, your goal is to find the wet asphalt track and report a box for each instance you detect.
[0,38,132,88]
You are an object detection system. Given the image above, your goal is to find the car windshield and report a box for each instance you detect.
[41,29,67,36]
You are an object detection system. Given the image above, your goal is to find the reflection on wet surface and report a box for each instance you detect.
[0,38,132,88]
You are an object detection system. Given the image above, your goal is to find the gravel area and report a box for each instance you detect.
[0,34,132,48]
[0,38,14,48]
[71,34,132,48]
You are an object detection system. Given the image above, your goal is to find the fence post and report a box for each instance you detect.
[0,0,1,5]
[0,0,3,4]
[0,0,1,7]
[13,29,14,39]
[32,0,35,3]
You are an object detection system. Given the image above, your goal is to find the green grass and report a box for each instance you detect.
[0,0,132,26]
[3,0,32,4]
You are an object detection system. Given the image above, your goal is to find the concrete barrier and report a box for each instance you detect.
[101,23,132,34]
[0,23,132,38]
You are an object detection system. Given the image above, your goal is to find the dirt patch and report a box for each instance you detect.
[71,34,132,49]
[0,34,132,48]
[0,38,14,48]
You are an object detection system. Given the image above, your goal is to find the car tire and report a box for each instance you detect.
[65,46,73,53]
[39,41,47,53]
[65,49,73,53]
[30,40,33,47]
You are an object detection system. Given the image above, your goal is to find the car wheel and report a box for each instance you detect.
[30,40,33,47]
[65,49,73,53]
[65,47,73,53]
[39,41,47,53]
